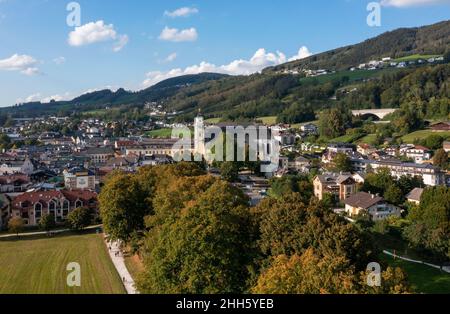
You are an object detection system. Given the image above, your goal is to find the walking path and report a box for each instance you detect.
[105,238,138,294]
[0,225,102,239]
[383,250,450,274]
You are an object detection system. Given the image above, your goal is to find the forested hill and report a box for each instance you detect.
[267,20,450,73]
[1,73,228,117]
[165,62,450,124]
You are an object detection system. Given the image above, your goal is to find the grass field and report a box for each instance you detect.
[146,128,174,138]
[300,68,400,85]
[357,134,378,145]
[393,54,442,62]
[402,130,450,143]
[204,117,222,124]
[0,232,125,294]
[380,254,450,294]
[257,116,278,125]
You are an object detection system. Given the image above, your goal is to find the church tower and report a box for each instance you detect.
[194,109,205,157]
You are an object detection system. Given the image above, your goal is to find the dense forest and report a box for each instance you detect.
[99,163,412,294]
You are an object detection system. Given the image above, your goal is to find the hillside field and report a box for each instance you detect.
[393,54,442,62]
[402,130,450,143]
[0,232,125,294]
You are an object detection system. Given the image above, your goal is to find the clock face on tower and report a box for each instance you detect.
[77,177,88,188]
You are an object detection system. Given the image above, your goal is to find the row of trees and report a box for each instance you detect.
[99,163,411,294]
[7,207,92,235]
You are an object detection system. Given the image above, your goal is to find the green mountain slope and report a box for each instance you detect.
[267,20,450,72]
[1,73,228,117]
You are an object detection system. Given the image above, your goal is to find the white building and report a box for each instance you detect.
[404,145,432,164]
[0,158,34,175]
[351,158,445,186]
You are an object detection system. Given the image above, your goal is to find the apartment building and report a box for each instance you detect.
[351,158,445,186]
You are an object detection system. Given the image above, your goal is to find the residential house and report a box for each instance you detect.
[292,156,311,173]
[101,155,139,172]
[406,188,424,205]
[344,192,401,221]
[385,146,398,157]
[0,174,31,193]
[443,141,450,153]
[430,122,450,132]
[0,157,35,175]
[357,144,377,156]
[327,143,356,154]
[274,131,296,146]
[313,173,357,201]
[404,145,432,164]
[300,123,319,135]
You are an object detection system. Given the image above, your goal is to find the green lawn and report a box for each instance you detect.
[357,134,377,145]
[300,68,400,85]
[379,254,450,294]
[402,130,450,143]
[146,128,174,138]
[393,54,442,62]
[257,116,278,125]
[0,232,125,294]
[204,117,222,124]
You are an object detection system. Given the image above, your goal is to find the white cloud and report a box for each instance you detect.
[0,54,40,75]
[23,93,41,103]
[17,92,72,104]
[41,92,72,103]
[164,7,199,18]
[381,0,450,7]
[82,86,119,95]
[159,26,198,42]
[21,67,40,76]
[142,47,312,87]
[53,56,66,65]
[68,20,128,51]
[113,34,129,52]
[165,52,178,62]
[288,46,313,62]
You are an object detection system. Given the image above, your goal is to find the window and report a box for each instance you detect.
[62,200,70,217]
[49,200,56,215]
[35,203,42,218]
[75,200,83,208]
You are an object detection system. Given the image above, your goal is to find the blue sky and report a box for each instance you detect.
[0,0,449,107]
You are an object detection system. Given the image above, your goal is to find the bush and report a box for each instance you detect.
[39,214,56,232]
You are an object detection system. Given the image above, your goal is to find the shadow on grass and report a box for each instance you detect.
[0,228,103,243]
